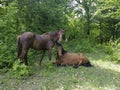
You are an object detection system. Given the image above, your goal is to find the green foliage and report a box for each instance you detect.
[107,40,120,63]
[74,39,95,53]
[104,46,114,55]
[44,62,56,71]
[12,61,32,79]
[109,54,120,63]
[63,38,95,53]
[94,0,120,42]
[98,40,120,64]
[0,1,18,69]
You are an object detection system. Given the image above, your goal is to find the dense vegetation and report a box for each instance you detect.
[0,0,120,89]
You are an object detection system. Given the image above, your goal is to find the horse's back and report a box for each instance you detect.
[32,34,52,50]
[32,35,47,50]
[63,53,79,59]
[61,53,80,65]
[60,52,89,65]
[20,32,35,39]
[18,32,35,47]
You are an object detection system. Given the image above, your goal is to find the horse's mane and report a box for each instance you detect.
[50,30,58,36]
[50,29,62,36]
[42,29,62,36]
[42,32,50,35]
[56,42,67,55]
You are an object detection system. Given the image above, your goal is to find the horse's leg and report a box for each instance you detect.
[24,49,29,65]
[39,50,46,65]
[19,47,28,65]
[17,37,22,59]
[73,64,79,68]
[48,48,52,60]
[73,59,82,68]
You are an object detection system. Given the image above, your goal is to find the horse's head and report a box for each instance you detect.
[57,29,64,43]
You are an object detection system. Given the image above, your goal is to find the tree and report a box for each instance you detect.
[75,0,97,36]
[0,0,70,69]
[94,0,120,43]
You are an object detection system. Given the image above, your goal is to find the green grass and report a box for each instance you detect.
[0,52,120,90]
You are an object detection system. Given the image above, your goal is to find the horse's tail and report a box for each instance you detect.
[17,36,22,58]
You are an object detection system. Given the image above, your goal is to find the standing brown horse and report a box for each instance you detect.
[53,42,92,68]
[17,29,64,65]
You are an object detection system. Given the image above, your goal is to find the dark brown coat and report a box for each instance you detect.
[18,29,64,65]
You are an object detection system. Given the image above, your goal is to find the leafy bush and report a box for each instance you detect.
[75,41,95,53]
[0,1,18,70]
[12,61,32,79]
[104,46,114,55]
[105,53,120,64]
[0,43,16,69]
[64,39,95,53]
[102,41,120,63]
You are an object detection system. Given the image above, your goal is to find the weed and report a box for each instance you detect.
[12,60,32,79]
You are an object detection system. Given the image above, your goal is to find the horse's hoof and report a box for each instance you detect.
[61,64,67,67]
[73,65,79,68]
[52,62,56,65]
[25,63,28,66]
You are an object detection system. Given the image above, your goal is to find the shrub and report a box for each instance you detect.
[75,44,94,53]
[104,46,114,55]
[0,43,15,69]
[103,41,120,63]
[105,53,120,64]
[0,1,18,70]
[72,39,95,53]
[12,61,32,79]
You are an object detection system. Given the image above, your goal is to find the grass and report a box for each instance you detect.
[0,51,120,90]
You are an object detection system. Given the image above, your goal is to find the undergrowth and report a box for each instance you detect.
[11,61,32,79]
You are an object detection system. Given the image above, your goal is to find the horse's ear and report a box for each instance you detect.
[58,29,64,33]
[57,29,61,31]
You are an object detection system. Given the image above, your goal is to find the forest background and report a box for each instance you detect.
[0,0,120,89]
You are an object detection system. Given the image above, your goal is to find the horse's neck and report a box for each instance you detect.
[56,42,67,55]
[57,47,67,56]
[50,32,58,41]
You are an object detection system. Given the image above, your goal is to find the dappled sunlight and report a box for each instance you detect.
[1,56,120,90]
[1,60,120,90]
[92,59,120,73]
[70,84,117,90]
[50,81,118,90]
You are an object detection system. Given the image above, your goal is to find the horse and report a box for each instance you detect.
[53,42,92,68]
[17,29,64,65]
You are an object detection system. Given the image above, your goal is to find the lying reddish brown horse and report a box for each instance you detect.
[17,29,64,65]
[53,42,92,68]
